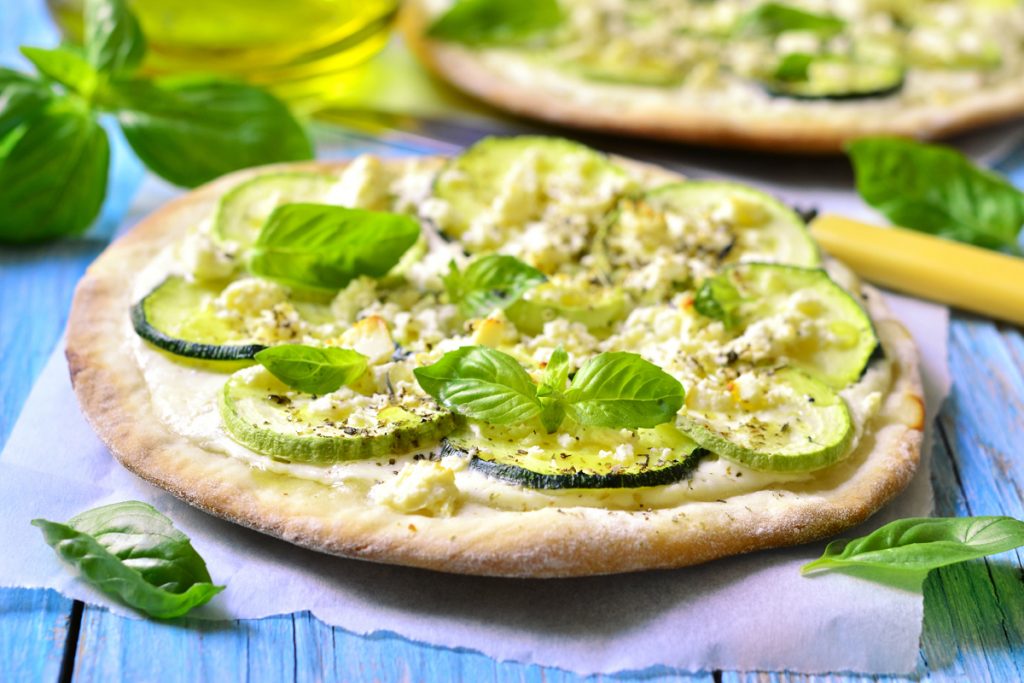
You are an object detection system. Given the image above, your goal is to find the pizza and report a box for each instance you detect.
[66,136,924,577]
[402,0,1024,152]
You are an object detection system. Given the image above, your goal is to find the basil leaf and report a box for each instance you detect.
[20,47,100,97]
[564,352,684,429]
[542,346,570,393]
[0,103,109,243]
[847,137,1024,254]
[694,275,743,328]
[247,204,421,291]
[114,78,311,187]
[0,80,51,139]
[33,501,224,619]
[773,52,814,81]
[255,345,368,395]
[443,255,546,318]
[736,3,845,37]
[427,0,565,47]
[85,0,146,75]
[802,516,1024,576]
[414,346,541,424]
[536,346,570,433]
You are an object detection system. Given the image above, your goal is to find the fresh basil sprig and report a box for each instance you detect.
[33,501,224,619]
[427,0,565,47]
[414,345,684,432]
[443,254,546,318]
[803,516,1024,579]
[0,0,311,244]
[847,137,1024,255]
[247,203,421,290]
[255,344,369,395]
[736,3,846,37]
[694,275,743,328]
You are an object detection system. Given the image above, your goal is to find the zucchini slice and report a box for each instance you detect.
[131,276,267,362]
[698,263,879,389]
[221,367,457,463]
[504,275,627,335]
[446,422,706,489]
[679,368,853,473]
[762,58,904,100]
[614,181,820,271]
[562,51,684,87]
[212,171,338,249]
[430,136,631,254]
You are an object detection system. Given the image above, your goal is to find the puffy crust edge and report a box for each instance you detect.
[66,159,923,578]
[399,1,1024,153]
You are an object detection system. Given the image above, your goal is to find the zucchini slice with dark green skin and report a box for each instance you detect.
[430,136,631,246]
[131,277,267,361]
[762,57,905,100]
[221,367,457,463]
[212,171,338,250]
[504,277,627,335]
[696,263,879,389]
[445,423,707,489]
[679,368,853,473]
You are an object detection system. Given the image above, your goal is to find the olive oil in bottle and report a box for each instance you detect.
[47,0,397,109]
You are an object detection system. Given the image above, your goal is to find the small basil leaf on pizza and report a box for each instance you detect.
[247,203,421,290]
[414,346,542,424]
[564,352,685,430]
[426,0,565,47]
[255,345,368,395]
[694,275,743,328]
[735,3,845,38]
[443,254,546,318]
[802,516,1024,576]
[848,137,1024,254]
[32,501,224,619]
[542,345,570,394]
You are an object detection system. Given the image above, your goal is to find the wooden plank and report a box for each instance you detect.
[0,588,75,682]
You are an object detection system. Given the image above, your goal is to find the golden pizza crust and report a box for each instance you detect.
[66,158,924,578]
[400,1,1024,153]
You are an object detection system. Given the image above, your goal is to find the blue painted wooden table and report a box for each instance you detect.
[4,3,1024,681]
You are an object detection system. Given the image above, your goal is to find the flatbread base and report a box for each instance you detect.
[400,2,1024,153]
[66,159,924,578]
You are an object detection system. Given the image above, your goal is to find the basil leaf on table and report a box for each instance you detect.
[19,47,101,97]
[247,204,421,290]
[443,254,547,318]
[694,275,743,328]
[564,352,685,430]
[255,345,368,395]
[736,3,846,37]
[803,516,1024,577]
[414,346,542,424]
[427,0,565,46]
[847,137,1024,254]
[84,0,146,75]
[0,104,109,243]
[114,78,311,187]
[0,80,51,139]
[33,501,224,619]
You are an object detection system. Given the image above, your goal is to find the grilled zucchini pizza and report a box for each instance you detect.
[403,0,1024,152]
[67,137,924,577]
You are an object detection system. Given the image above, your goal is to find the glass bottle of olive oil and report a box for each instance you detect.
[47,0,397,110]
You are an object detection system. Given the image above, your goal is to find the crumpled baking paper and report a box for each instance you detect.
[0,125,978,674]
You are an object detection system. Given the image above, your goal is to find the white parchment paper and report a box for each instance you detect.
[3,124,993,674]
[0,294,947,676]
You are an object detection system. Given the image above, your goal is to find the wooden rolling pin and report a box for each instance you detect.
[810,213,1024,326]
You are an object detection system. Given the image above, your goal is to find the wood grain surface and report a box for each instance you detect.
[3,4,1024,680]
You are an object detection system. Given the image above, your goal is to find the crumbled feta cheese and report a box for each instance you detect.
[370,461,460,517]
